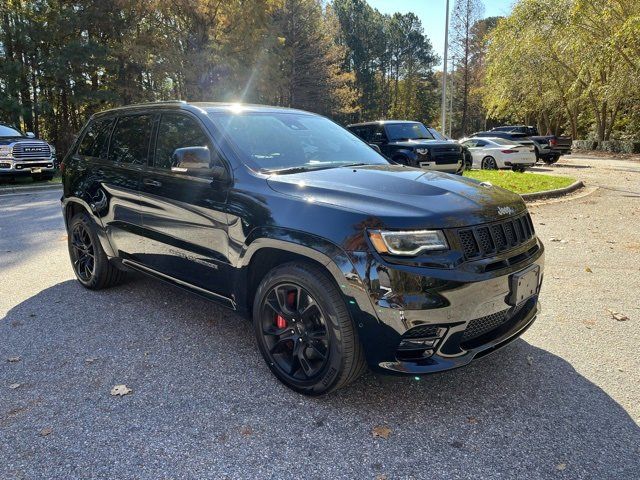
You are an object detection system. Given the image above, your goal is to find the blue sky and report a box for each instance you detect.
[366,0,515,68]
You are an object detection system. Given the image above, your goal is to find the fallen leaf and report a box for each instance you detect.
[40,427,53,437]
[556,463,567,471]
[606,309,629,321]
[110,384,132,396]
[372,425,392,439]
[85,357,98,364]
[585,266,593,273]
[8,356,21,363]
[9,383,21,389]
[375,475,388,480]
[240,426,253,436]
[549,237,561,242]
[466,416,478,424]
[527,355,534,366]
[450,440,464,449]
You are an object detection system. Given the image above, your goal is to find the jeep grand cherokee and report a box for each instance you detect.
[61,101,544,395]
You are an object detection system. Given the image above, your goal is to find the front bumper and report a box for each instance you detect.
[0,158,55,176]
[345,238,544,375]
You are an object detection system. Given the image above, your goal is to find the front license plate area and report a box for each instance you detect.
[508,265,540,306]
[31,167,42,173]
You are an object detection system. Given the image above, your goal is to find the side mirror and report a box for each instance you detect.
[26,132,36,138]
[171,146,226,180]
[369,143,382,154]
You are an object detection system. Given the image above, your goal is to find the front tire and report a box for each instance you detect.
[481,156,498,170]
[67,212,124,289]
[253,262,367,395]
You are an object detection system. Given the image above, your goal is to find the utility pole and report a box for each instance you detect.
[441,0,450,132]
[449,56,454,138]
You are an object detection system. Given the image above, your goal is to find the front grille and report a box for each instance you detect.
[12,142,51,159]
[461,303,526,343]
[455,213,535,259]
[431,146,462,164]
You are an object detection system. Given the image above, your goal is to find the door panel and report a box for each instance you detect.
[100,114,153,259]
[138,112,233,299]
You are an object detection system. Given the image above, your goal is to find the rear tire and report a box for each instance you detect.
[253,262,367,395]
[481,156,498,170]
[542,155,559,165]
[67,212,124,290]
[512,165,527,173]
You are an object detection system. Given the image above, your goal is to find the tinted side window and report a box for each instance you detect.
[77,118,114,159]
[109,115,152,165]
[154,113,214,170]
[349,126,368,142]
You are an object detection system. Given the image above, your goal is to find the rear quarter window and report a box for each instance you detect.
[77,118,114,159]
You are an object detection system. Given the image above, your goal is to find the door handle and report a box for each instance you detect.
[143,179,162,187]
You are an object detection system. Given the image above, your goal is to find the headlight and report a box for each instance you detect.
[368,229,449,255]
[0,146,12,156]
[416,148,429,156]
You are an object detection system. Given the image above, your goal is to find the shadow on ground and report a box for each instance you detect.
[2,277,639,479]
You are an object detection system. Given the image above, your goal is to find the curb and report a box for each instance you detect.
[521,180,584,201]
[0,183,63,196]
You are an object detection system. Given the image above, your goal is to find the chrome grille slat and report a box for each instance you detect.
[12,142,51,159]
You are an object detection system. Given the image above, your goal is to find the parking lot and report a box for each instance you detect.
[1,156,639,479]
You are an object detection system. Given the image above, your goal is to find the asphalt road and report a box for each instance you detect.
[1,157,639,479]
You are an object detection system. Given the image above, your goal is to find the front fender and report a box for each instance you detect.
[236,228,386,366]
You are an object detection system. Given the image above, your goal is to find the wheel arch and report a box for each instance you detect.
[62,197,116,257]
[235,230,376,322]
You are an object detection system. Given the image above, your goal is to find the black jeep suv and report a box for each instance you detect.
[61,102,544,395]
[347,120,464,174]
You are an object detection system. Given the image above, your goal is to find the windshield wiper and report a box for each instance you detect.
[338,162,369,168]
[265,165,334,175]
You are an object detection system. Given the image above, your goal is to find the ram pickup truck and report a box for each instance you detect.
[0,124,56,180]
[489,125,572,164]
[348,121,464,174]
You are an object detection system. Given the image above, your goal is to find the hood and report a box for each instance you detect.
[388,139,460,149]
[0,137,48,146]
[266,164,526,228]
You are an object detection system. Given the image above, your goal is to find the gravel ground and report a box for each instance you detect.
[1,156,639,479]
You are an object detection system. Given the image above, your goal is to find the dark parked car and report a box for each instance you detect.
[61,101,544,395]
[0,124,56,180]
[347,121,464,174]
[426,127,473,171]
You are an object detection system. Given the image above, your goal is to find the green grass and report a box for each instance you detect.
[464,170,575,194]
[0,172,61,189]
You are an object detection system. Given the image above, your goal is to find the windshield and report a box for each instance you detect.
[0,125,25,137]
[209,111,389,173]
[385,123,434,141]
[427,128,448,141]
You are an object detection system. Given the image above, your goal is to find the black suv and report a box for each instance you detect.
[347,120,464,174]
[62,102,544,395]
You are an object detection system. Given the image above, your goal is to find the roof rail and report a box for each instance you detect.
[92,100,188,116]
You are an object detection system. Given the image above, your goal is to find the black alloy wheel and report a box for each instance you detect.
[69,221,95,282]
[259,283,330,381]
[482,156,498,170]
[253,262,367,395]
[67,212,124,289]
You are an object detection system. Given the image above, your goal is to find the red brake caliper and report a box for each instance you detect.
[275,291,296,329]
[275,314,287,329]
